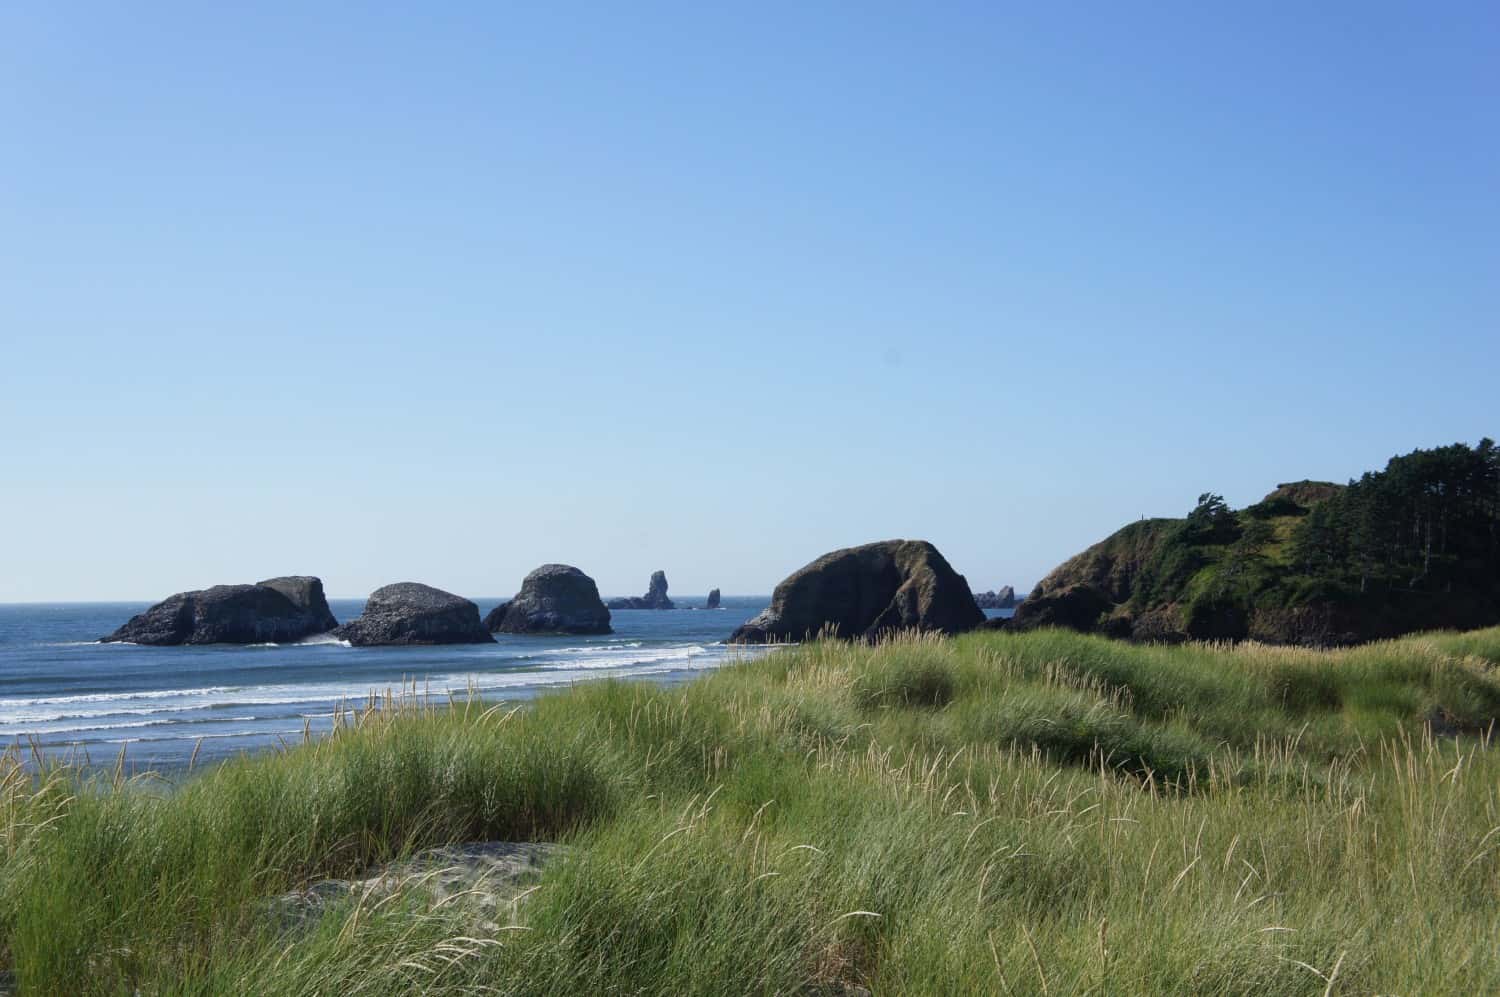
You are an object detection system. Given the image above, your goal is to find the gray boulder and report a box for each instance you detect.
[101,576,338,645]
[333,583,493,646]
[486,565,612,635]
[728,540,984,644]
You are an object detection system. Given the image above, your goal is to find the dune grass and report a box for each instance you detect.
[2,627,1499,994]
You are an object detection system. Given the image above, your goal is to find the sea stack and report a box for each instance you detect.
[332,583,493,646]
[606,570,676,610]
[705,588,721,610]
[101,576,339,645]
[485,564,612,635]
[729,539,984,644]
[972,585,1018,610]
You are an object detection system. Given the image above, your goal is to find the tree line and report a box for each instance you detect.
[1291,438,1499,598]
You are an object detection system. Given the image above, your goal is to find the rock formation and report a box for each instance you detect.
[101,576,338,645]
[1010,583,1113,633]
[972,585,1017,610]
[1013,440,1500,646]
[728,540,984,644]
[332,583,493,646]
[606,570,676,610]
[486,565,612,635]
[705,588,721,610]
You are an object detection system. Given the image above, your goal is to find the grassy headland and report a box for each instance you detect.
[1018,438,1500,645]
[3,627,1500,994]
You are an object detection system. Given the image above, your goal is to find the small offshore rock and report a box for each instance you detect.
[705,588,721,610]
[488,564,612,635]
[332,583,494,646]
[606,570,676,610]
[729,539,983,644]
[101,576,338,645]
[972,584,1017,610]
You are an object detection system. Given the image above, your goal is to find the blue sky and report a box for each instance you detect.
[2,2,1495,602]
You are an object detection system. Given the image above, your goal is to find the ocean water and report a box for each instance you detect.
[0,599,1015,772]
[0,596,775,771]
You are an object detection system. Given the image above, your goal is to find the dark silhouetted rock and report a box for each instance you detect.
[101,576,338,645]
[606,570,676,610]
[487,565,612,635]
[333,583,493,646]
[705,588,721,610]
[644,570,672,608]
[728,540,984,644]
[1010,583,1112,633]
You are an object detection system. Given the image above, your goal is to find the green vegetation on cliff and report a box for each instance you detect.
[2,628,1500,994]
[1020,438,1500,644]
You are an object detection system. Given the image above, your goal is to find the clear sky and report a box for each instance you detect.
[2,3,1495,602]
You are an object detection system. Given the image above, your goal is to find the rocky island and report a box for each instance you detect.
[606,570,675,610]
[485,564,612,635]
[729,539,983,643]
[101,575,339,645]
[705,588,721,610]
[332,583,493,646]
[971,585,1017,610]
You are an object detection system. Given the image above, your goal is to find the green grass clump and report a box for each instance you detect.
[2,626,1499,994]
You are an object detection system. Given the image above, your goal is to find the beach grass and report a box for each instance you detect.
[2,626,1499,994]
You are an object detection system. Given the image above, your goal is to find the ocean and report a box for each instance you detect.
[0,598,1015,772]
[0,596,779,771]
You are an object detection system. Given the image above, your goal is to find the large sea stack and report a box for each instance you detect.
[606,570,675,610]
[333,583,493,646]
[101,576,338,645]
[705,588,721,610]
[486,564,612,635]
[728,539,984,644]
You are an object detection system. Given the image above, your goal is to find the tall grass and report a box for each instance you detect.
[2,627,1498,994]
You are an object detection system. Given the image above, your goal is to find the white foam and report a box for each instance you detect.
[2,641,774,742]
[0,686,236,709]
